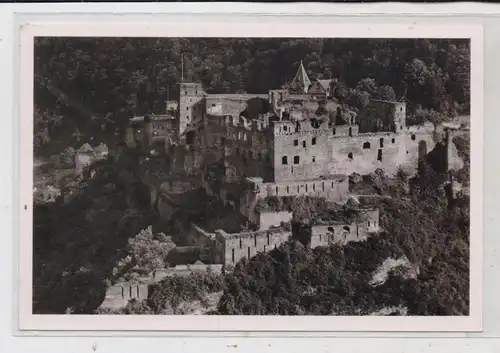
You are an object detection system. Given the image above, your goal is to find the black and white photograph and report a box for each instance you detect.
[25,23,479,329]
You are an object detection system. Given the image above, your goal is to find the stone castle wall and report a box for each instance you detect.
[310,208,380,247]
[215,227,291,264]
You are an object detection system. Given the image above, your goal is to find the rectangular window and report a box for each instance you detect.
[275,186,279,194]
[312,156,316,162]
[232,249,235,263]
[322,182,325,191]
[294,156,300,164]
[294,139,298,146]
[282,156,288,165]
[254,235,257,247]
[313,183,316,191]
[287,186,289,194]
[247,247,251,259]
[305,184,308,192]
[312,137,317,145]
[302,141,306,148]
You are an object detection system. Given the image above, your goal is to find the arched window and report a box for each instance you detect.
[363,142,370,149]
[348,153,353,159]
[411,134,416,141]
[343,226,351,233]
[327,227,334,233]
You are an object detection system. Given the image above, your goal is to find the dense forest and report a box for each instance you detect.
[34,37,470,155]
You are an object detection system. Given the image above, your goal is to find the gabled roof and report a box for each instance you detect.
[291,60,311,89]
[317,79,335,91]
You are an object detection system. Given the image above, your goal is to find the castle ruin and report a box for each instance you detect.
[123,61,464,266]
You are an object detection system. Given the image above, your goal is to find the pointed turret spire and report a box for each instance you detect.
[291,60,312,94]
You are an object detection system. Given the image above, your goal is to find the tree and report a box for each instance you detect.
[347,89,370,110]
[375,85,397,102]
[126,226,176,273]
[331,81,348,103]
[355,78,377,95]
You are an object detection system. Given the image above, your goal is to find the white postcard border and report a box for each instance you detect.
[18,18,484,333]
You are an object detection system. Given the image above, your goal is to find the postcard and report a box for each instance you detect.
[18,18,483,332]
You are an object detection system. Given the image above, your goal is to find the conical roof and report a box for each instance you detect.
[291,60,312,93]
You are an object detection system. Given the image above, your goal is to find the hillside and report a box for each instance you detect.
[34,38,470,156]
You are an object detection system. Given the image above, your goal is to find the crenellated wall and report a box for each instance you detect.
[214,227,291,264]
[310,208,380,247]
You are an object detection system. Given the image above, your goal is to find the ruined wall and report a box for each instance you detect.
[358,100,406,133]
[327,131,435,176]
[272,119,334,182]
[145,118,177,146]
[187,223,216,247]
[310,208,380,247]
[239,176,350,225]
[100,283,149,310]
[258,211,293,230]
[264,176,350,203]
[216,228,291,264]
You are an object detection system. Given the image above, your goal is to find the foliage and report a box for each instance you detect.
[407,106,448,127]
[148,271,225,314]
[116,225,176,274]
[33,162,156,314]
